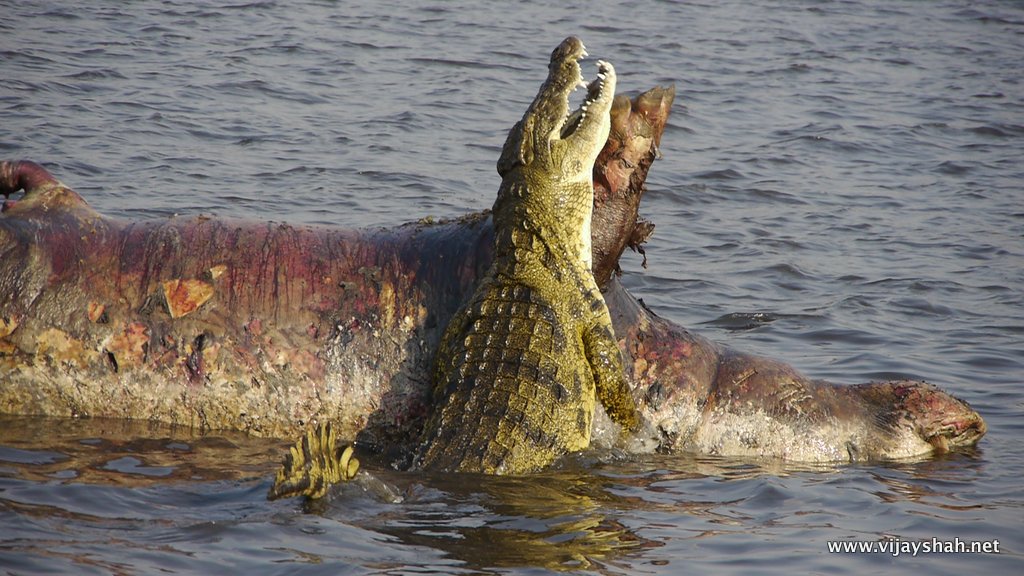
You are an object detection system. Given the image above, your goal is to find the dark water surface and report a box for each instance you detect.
[2,0,1022,574]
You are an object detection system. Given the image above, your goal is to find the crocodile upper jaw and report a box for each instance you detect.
[497,36,617,181]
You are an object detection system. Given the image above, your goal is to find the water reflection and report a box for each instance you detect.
[0,416,283,486]
[865,452,991,514]
[364,471,662,572]
[298,453,858,571]
[1,416,1012,573]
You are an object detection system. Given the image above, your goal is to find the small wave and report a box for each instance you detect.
[37,8,81,20]
[796,327,885,347]
[763,262,813,279]
[891,297,956,317]
[693,168,744,180]
[0,446,69,466]
[861,370,924,382]
[968,124,1023,138]
[747,187,808,205]
[705,311,780,331]
[101,456,175,478]
[63,68,127,81]
[934,160,973,175]
[744,480,794,509]
[757,237,807,251]
[408,57,495,70]
[958,353,1021,371]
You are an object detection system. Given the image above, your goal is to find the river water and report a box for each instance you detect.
[1,1,1022,574]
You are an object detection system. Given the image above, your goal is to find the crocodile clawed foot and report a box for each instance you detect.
[268,421,360,501]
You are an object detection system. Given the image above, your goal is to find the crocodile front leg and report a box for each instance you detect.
[583,302,639,432]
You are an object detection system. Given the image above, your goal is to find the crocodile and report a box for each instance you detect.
[417,37,639,473]
[268,37,642,498]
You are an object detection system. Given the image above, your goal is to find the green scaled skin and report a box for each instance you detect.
[417,36,640,474]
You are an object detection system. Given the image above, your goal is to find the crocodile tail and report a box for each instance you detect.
[268,421,360,500]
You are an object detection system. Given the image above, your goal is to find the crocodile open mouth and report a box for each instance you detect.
[561,59,613,139]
